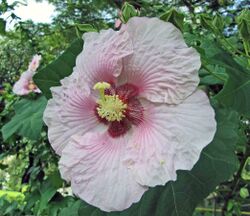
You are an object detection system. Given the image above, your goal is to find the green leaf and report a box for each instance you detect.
[75,24,97,38]
[199,13,224,35]
[121,2,139,23]
[0,190,25,203]
[78,201,105,216]
[236,9,250,56]
[4,201,18,215]
[76,23,97,33]
[38,171,64,214]
[64,107,240,216]
[241,157,250,181]
[212,13,224,31]
[160,8,184,31]
[199,14,216,33]
[38,179,58,214]
[200,75,224,85]
[199,65,227,85]
[201,40,250,117]
[48,196,75,216]
[24,190,40,212]
[0,18,6,35]
[1,96,47,140]
[59,200,82,216]
[240,188,249,199]
[49,170,63,189]
[33,39,83,99]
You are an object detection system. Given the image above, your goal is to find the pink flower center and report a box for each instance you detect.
[95,83,144,138]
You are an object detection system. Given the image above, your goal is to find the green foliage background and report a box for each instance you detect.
[0,0,250,215]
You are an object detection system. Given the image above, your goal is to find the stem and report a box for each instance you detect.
[218,36,250,59]
[243,42,249,57]
[221,143,250,216]
[242,41,250,65]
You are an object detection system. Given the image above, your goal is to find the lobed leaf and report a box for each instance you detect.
[121,2,139,23]
[1,96,47,140]
[160,8,184,31]
[201,40,250,117]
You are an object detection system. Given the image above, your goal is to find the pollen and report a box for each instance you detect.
[97,95,127,121]
[94,82,127,122]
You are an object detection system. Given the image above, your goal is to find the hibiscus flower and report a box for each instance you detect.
[43,17,216,212]
[13,54,42,95]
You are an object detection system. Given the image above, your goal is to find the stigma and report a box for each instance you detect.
[94,82,127,122]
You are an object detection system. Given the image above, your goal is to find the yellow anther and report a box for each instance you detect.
[93,82,127,122]
[97,95,127,122]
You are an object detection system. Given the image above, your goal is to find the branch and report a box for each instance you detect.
[221,142,250,215]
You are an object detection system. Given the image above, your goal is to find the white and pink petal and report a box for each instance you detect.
[28,54,42,72]
[74,28,133,88]
[43,74,101,155]
[59,132,147,212]
[124,90,216,187]
[120,17,200,104]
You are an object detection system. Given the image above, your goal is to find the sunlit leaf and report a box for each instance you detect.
[75,23,97,37]
[1,96,47,140]
[237,9,250,55]
[240,188,249,199]
[121,2,139,23]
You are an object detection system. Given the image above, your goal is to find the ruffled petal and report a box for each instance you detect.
[119,17,200,104]
[43,73,102,155]
[13,71,33,95]
[124,90,216,187]
[59,132,147,212]
[74,29,133,87]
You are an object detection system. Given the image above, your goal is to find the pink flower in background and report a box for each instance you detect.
[43,17,216,212]
[28,54,42,72]
[114,18,122,29]
[13,55,42,95]
[114,10,122,29]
